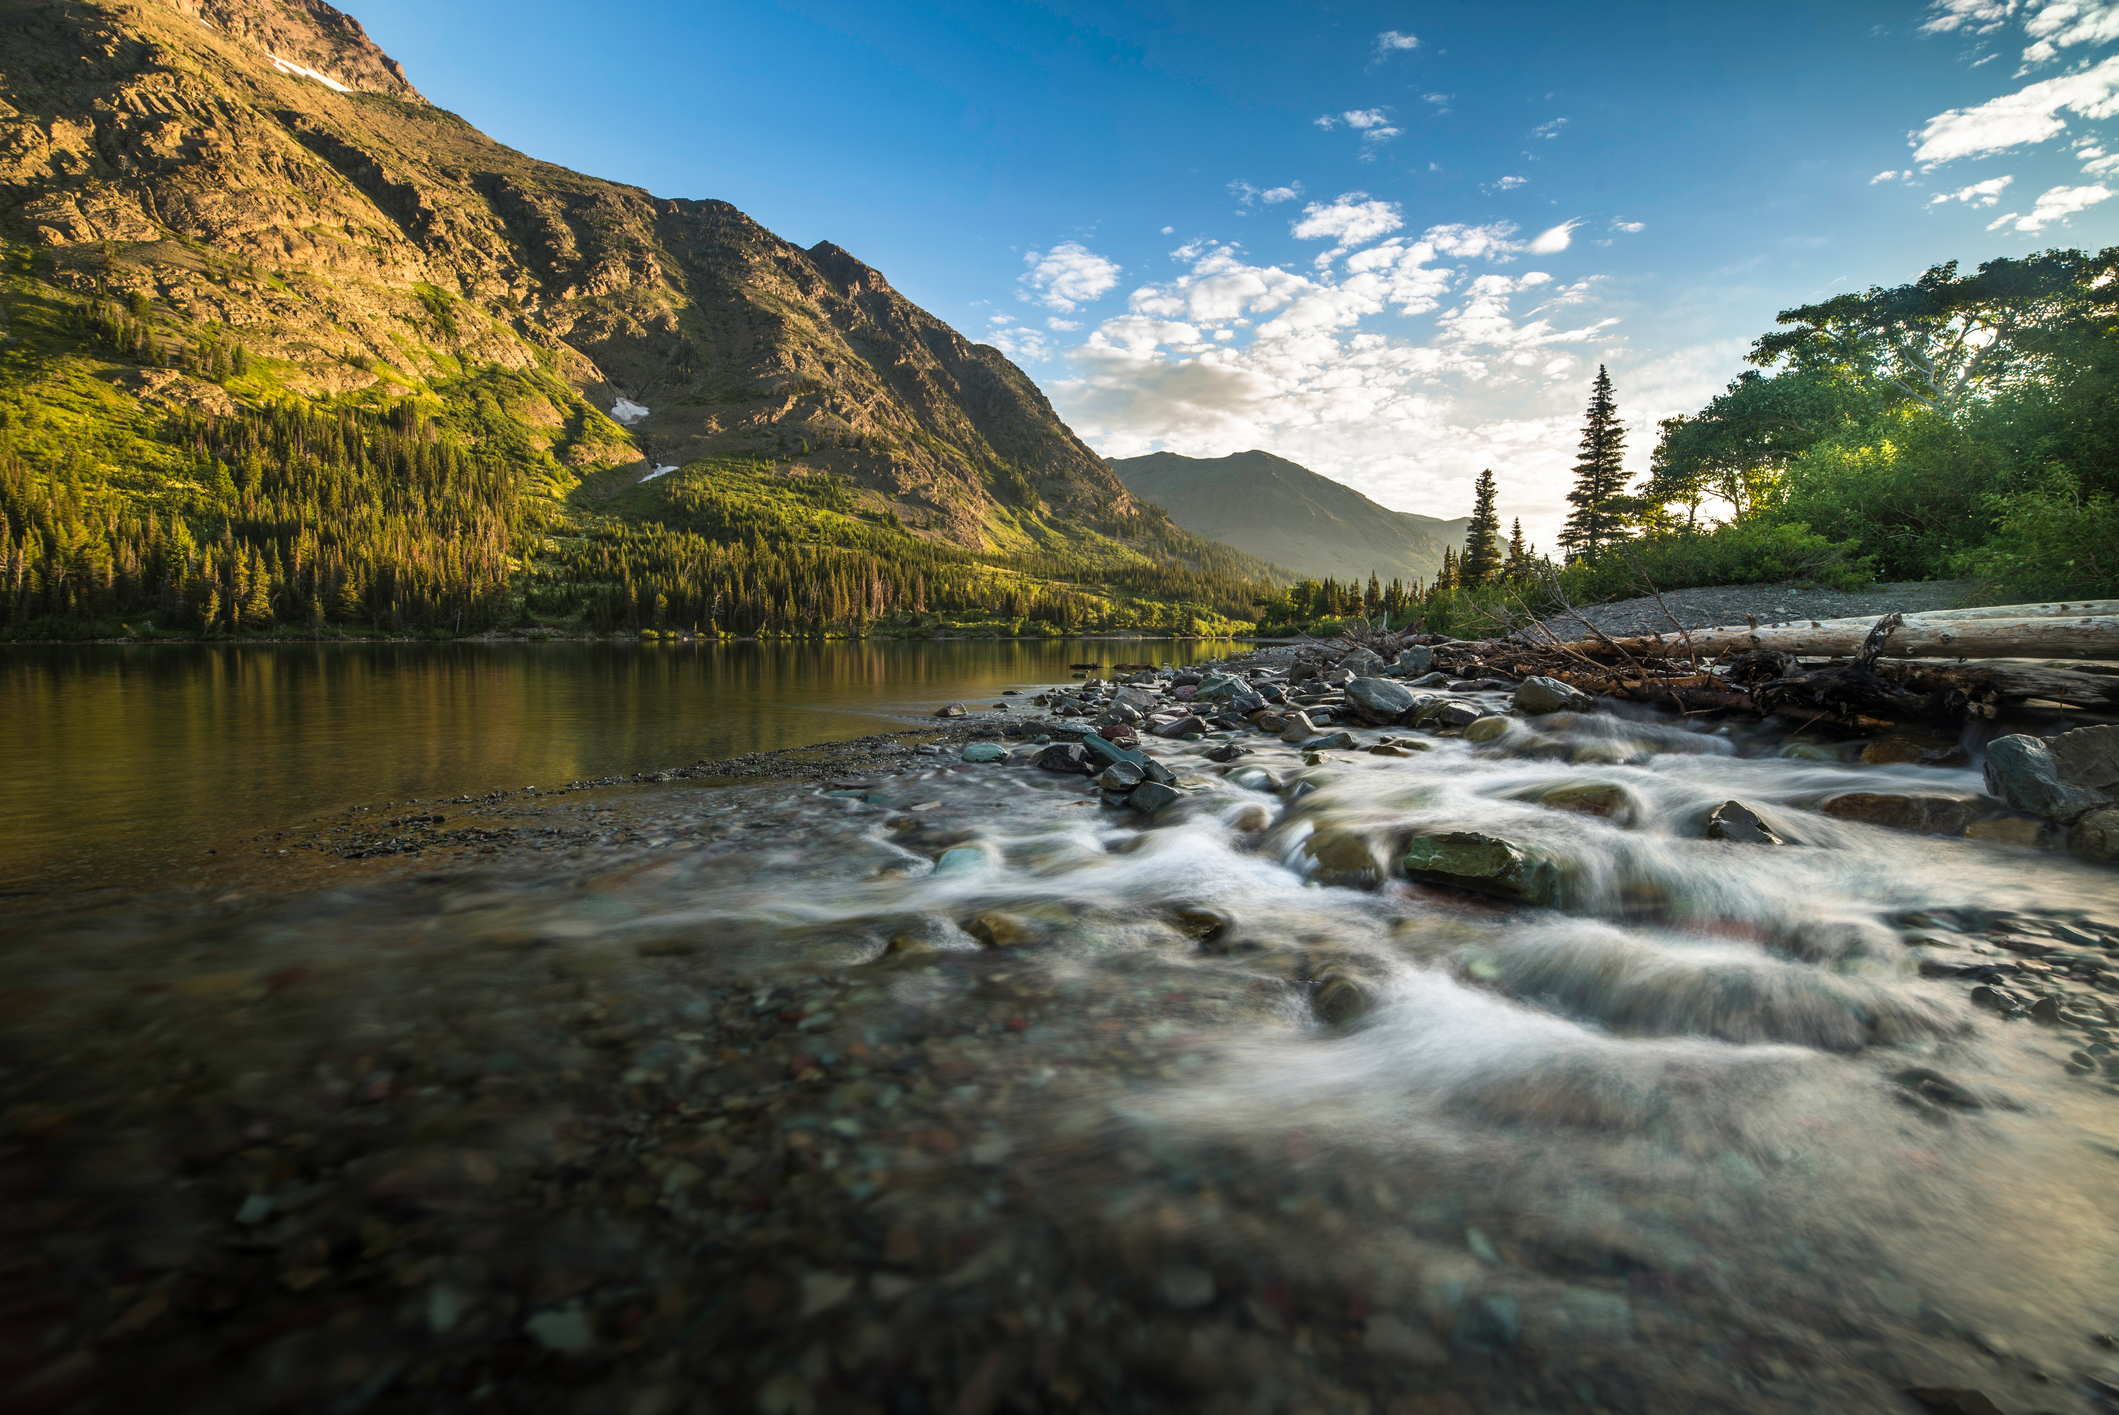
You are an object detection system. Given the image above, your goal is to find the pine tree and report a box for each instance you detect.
[1504,518,1530,582]
[1436,545,1458,591]
[1558,365,1630,564]
[1460,469,1503,586]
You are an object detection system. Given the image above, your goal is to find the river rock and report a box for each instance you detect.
[933,846,991,875]
[1301,731,1357,752]
[935,702,968,718]
[1706,800,1782,844]
[1436,701,1484,729]
[1153,714,1207,738]
[1401,831,1562,905]
[964,912,1038,947]
[1195,672,1247,702]
[1303,826,1389,886]
[1345,676,1416,724]
[1141,758,1176,785]
[1310,971,1372,1025]
[1462,715,1510,744]
[1514,675,1594,715]
[1097,761,1145,792]
[2050,724,2119,796]
[1408,671,1451,688]
[1964,814,2048,848]
[960,742,1007,763]
[1129,781,1181,813]
[1534,781,1635,823]
[1820,793,1978,835]
[1858,737,1933,765]
[1982,735,2109,821]
[1033,742,1092,774]
[1392,646,1434,676]
[2071,807,2119,866]
[1079,730,1147,769]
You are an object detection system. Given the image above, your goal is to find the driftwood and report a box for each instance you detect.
[1584,613,2119,662]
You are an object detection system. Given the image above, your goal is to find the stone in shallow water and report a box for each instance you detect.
[1401,830,1562,905]
[1303,826,1388,886]
[1706,800,1782,845]
[960,742,1007,763]
[1096,761,1145,792]
[933,847,990,875]
[1300,731,1357,752]
[1534,780,1635,823]
[1983,734,2107,821]
[1079,730,1147,769]
[1129,781,1181,813]
[1821,793,1977,835]
[964,912,1038,947]
[1153,715,1207,739]
[1513,675,1594,715]
[1310,972,1372,1024]
[1436,701,1483,729]
[1344,676,1415,724]
[1462,715,1510,744]
[935,702,967,718]
[1392,645,1434,676]
[2071,807,2119,866]
[1033,742,1091,774]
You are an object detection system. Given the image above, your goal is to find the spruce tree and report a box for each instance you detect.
[1558,365,1630,564]
[1505,518,1529,581]
[1460,469,1503,586]
[1436,545,1458,591]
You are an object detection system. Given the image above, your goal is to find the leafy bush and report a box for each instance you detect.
[1955,483,2119,600]
[1557,520,1873,602]
[1773,413,2011,580]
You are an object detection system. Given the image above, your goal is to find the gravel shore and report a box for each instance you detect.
[1536,579,1980,641]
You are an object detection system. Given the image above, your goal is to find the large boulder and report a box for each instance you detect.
[1820,793,1979,836]
[2070,807,2119,866]
[1344,676,1416,724]
[1983,735,2108,821]
[2049,724,2119,797]
[1513,675,1595,715]
[1391,646,1434,677]
[1401,831,1564,906]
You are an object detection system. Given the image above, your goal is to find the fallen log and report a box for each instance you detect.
[1583,613,2119,662]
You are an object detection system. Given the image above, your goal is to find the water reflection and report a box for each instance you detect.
[0,638,1229,893]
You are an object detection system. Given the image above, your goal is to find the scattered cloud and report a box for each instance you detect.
[1930,173,2016,204]
[1018,242,1121,312]
[1912,52,2119,162]
[1918,1,2018,37]
[1373,29,1420,57]
[1531,118,1570,139]
[1610,218,1645,233]
[985,323,1051,362]
[1315,108,1402,157]
[1871,169,1905,182]
[1422,92,1454,113]
[1229,179,1305,206]
[1528,220,1580,254]
[2010,180,2114,227]
[1046,317,1079,331]
[1291,192,1406,265]
[2023,1,2119,64]
[1481,175,1529,194]
[1160,225,1174,235]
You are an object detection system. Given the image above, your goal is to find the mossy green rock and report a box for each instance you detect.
[1462,716,1510,744]
[1401,831,1564,906]
[1534,781,1635,824]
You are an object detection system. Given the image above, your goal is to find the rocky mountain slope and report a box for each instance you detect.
[0,0,1189,555]
[1109,449,1467,586]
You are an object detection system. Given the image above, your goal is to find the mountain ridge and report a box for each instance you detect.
[1109,449,1468,587]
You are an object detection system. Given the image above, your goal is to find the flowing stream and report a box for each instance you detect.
[4,665,2118,1412]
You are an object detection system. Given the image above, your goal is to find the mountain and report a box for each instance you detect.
[1108,450,1469,587]
[0,0,1281,642]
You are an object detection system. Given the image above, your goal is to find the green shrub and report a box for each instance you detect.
[1955,483,2119,600]
[1774,413,2010,579]
[1559,520,1873,602]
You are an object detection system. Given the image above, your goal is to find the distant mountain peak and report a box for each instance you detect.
[1109,449,1468,584]
[166,0,426,102]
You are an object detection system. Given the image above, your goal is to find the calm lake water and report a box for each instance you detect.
[0,638,1231,895]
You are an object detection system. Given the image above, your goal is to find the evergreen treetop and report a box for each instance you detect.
[1558,365,1631,565]
[1460,469,1503,586]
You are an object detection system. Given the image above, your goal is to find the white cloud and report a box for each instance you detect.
[1920,1,2019,36]
[1912,52,2119,162]
[1871,169,1904,182]
[1483,175,1529,193]
[2023,1,2119,63]
[2010,180,2114,227]
[1531,118,1570,139]
[1422,92,1453,111]
[1610,218,1646,233]
[1018,241,1121,312]
[1291,192,1405,264]
[1528,220,1580,254]
[1342,109,1391,129]
[1046,317,1079,331]
[1232,179,1306,207]
[1161,225,1174,235]
[1373,29,1420,55]
[985,324,1051,362]
[1930,174,2016,203]
[1036,230,1638,548]
[1987,209,2023,227]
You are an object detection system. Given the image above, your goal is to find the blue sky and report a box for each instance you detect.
[352,0,2119,545]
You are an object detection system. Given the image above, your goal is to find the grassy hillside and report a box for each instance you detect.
[0,0,1283,640]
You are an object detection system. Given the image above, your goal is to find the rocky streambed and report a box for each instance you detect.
[5,656,2119,1415]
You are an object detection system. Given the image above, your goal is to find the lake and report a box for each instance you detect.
[0,638,1233,896]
